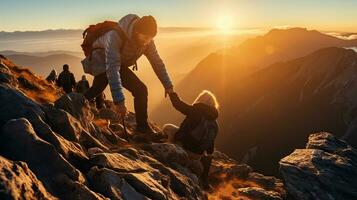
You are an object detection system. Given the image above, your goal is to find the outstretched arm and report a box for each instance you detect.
[144,40,173,90]
[169,92,193,115]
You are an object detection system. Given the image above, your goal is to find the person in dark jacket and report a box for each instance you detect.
[57,64,76,93]
[163,90,219,189]
[46,69,57,84]
[76,75,90,93]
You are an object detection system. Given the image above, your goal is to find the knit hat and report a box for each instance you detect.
[134,15,157,37]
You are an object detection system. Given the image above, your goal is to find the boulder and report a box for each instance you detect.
[54,93,94,131]
[280,132,357,200]
[43,103,108,150]
[237,187,283,200]
[0,85,90,171]
[0,155,57,200]
[0,84,44,127]
[0,118,105,200]
[87,166,149,200]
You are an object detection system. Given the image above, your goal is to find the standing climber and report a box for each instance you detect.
[81,14,174,135]
[46,69,58,84]
[57,64,76,93]
[163,90,219,189]
[76,75,90,93]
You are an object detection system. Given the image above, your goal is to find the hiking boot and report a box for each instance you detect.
[133,125,166,143]
[135,124,156,135]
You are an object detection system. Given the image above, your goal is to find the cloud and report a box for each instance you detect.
[326,32,357,40]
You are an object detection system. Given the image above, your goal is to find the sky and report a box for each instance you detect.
[1,0,357,32]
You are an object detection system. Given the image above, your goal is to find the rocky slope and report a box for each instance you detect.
[1,54,357,199]
[0,55,285,199]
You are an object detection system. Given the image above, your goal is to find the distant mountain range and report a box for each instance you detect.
[1,52,84,80]
[152,28,357,175]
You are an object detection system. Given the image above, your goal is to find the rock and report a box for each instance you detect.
[141,143,189,166]
[0,84,44,127]
[120,179,149,200]
[54,93,94,131]
[280,132,357,200]
[0,155,57,200]
[90,151,205,200]
[237,187,283,200]
[207,151,285,200]
[43,103,108,150]
[87,166,149,200]
[0,86,90,171]
[0,61,18,87]
[90,152,149,173]
[89,153,171,199]
[0,118,105,200]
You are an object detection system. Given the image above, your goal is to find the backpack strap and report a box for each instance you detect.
[115,16,138,54]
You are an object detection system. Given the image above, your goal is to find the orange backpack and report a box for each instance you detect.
[81,21,128,59]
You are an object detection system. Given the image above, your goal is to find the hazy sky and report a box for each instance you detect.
[1,0,357,32]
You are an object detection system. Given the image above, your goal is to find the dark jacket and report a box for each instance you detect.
[169,92,218,154]
[76,80,90,93]
[57,70,76,93]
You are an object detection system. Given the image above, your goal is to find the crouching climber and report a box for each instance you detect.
[163,90,219,189]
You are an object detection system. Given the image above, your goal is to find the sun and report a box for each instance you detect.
[216,15,234,32]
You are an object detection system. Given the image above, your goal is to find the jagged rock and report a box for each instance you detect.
[90,151,205,200]
[237,187,283,200]
[0,155,57,200]
[51,93,123,149]
[54,93,95,130]
[43,103,109,150]
[89,153,171,199]
[141,143,189,166]
[0,84,90,171]
[0,118,105,200]
[0,61,18,86]
[0,83,44,127]
[90,152,148,173]
[280,132,357,200]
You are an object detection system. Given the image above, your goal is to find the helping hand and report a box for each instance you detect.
[114,101,128,119]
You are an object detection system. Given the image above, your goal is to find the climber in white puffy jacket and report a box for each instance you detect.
[82,14,174,134]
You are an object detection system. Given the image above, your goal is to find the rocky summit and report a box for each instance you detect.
[0,54,356,200]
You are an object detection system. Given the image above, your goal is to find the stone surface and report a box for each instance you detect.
[0,155,57,200]
[280,132,357,200]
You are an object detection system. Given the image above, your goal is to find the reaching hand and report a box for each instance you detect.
[165,87,174,98]
[114,101,128,119]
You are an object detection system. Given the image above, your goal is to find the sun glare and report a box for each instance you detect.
[216,15,234,33]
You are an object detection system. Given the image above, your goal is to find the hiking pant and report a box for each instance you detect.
[84,67,148,127]
[162,124,205,177]
[63,87,73,94]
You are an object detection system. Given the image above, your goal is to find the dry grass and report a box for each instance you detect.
[2,57,63,104]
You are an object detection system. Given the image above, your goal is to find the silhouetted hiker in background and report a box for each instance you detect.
[76,75,90,93]
[46,69,57,84]
[163,90,219,189]
[57,64,76,93]
[81,14,174,135]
